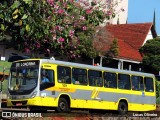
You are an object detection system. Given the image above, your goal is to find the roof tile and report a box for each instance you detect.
[94,23,153,62]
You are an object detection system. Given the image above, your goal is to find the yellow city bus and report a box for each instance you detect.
[7,59,156,114]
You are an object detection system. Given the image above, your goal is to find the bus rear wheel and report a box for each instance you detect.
[118,101,128,115]
[56,98,70,113]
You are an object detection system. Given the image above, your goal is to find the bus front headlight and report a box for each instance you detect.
[7,92,12,99]
[7,95,11,99]
[31,91,37,98]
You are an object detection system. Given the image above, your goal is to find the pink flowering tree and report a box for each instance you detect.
[0,0,122,60]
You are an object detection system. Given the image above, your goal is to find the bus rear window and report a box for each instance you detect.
[144,77,154,92]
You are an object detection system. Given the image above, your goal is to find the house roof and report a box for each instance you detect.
[94,23,157,62]
[117,39,142,61]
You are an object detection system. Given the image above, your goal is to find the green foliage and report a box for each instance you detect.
[143,55,160,71]
[156,80,160,104]
[0,61,11,73]
[141,38,160,103]
[107,39,119,57]
[156,80,160,98]
[140,37,160,56]
[156,97,160,104]
[140,37,160,72]
[0,0,117,60]
[2,79,8,93]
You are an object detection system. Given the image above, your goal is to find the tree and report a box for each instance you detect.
[140,37,160,73]
[0,0,122,60]
[107,38,119,57]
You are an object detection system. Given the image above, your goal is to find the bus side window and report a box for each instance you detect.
[104,72,117,88]
[46,70,54,84]
[118,74,131,90]
[131,76,144,91]
[40,68,55,91]
[57,66,71,84]
[88,70,103,87]
[41,69,54,83]
[144,77,154,92]
[72,68,87,85]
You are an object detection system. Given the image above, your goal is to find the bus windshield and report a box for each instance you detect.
[8,60,39,95]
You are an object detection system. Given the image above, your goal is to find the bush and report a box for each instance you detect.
[157,97,160,104]
[156,80,160,104]
[2,79,8,94]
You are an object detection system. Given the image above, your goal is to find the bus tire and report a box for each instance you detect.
[118,101,128,115]
[56,98,70,113]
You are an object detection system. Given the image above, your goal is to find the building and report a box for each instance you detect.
[88,0,128,25]
[107,0,128,24]
[94,22,157,71]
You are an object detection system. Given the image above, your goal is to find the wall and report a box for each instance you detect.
[112,0,128,24]
[0,44,30,61]
[142,30,154,46]
[94,0,128,25]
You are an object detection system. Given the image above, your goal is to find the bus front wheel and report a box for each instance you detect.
[56,98,70,112]
[118,101,128,115]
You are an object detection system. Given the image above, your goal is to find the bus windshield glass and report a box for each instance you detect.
[8,60,39,94]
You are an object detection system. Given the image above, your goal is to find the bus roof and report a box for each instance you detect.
[40,59,154,78]
[13,58,155,78]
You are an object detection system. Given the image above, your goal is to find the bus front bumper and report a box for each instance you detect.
[7,96,58,107]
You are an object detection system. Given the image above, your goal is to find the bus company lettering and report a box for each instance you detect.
[59,87,70,92]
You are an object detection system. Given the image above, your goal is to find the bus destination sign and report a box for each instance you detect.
[13,61,39,68]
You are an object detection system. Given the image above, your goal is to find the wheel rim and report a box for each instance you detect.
[120,105,125,112]
[59,102,66,111]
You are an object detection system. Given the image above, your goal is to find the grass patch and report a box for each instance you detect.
[0,61,11,74]
[0,61,11,94]
[2,79,8,93]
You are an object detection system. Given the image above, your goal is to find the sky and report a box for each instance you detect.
[128,0,160,35]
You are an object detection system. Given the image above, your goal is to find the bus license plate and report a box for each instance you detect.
[16,103,22,106]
